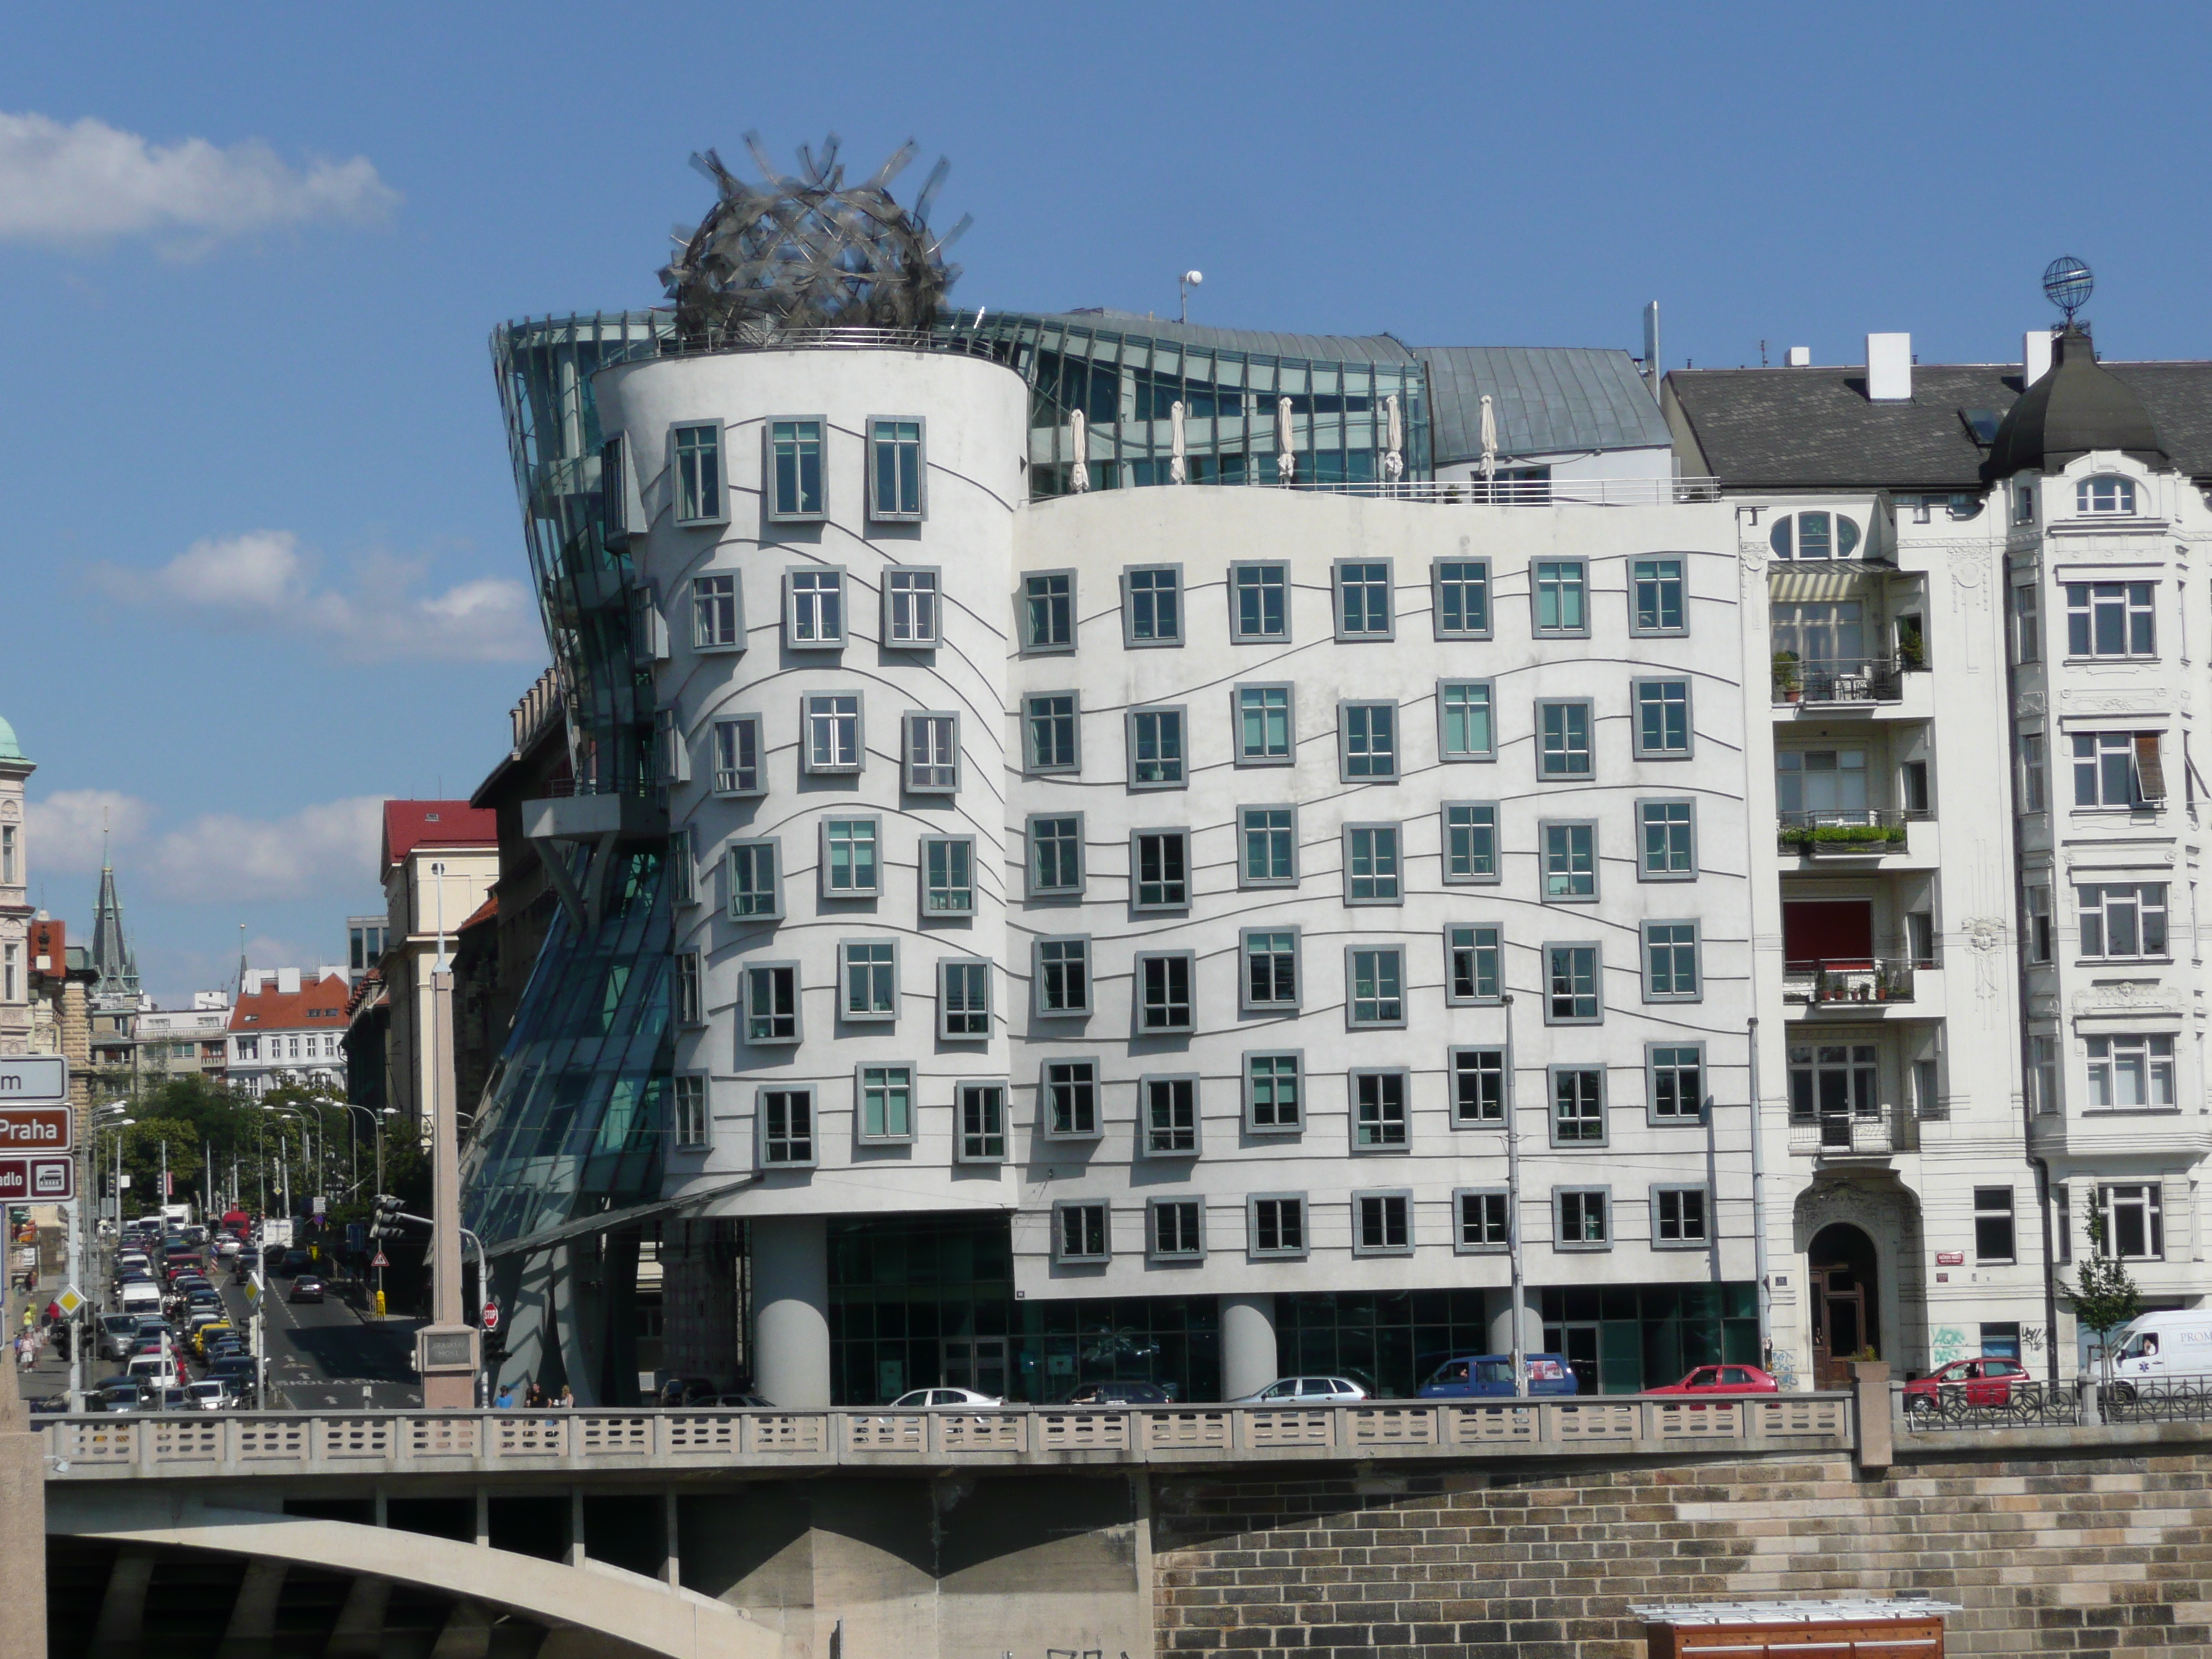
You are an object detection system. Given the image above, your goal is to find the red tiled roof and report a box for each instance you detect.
[382,800,497,872]
[230,973,353,1033]
[457,894,498,932]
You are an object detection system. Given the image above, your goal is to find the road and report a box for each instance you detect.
[222,1264,423,1409]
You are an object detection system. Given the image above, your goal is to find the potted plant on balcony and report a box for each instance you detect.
[1772,650,1802,703]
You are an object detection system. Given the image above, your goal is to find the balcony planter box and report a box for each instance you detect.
[1779,824,1908,857]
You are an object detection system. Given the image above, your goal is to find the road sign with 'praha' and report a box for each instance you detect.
[0,1106,73,1154]
[0,1057,68,1104]
[0,1156,73,1201]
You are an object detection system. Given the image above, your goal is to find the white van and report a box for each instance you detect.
[127,1353,181,1390]
[2108,1310,2212,1392]
[118,1281,162,1316]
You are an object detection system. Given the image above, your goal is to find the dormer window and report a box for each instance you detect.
[1768,511,1861,560]
[2077,475,2136,516]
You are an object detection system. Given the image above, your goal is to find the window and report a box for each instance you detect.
[1136,953,1195,1033]
[1974,1187,2015,1264]
[1435,679,1498,763]
[2072,732,2162,807]
[670,827,696,906]
[1354,1192,1412,1255]
[1334,559,1393,638]
[1343,824,1401,904]
[673,423,724,524]
[768,418,824,519]
[904,713,959,793]
[1143,1076,1199,1155]
[674,950,703,1025]
[1901,759,1931,817]
[2097,1184,2163,1260]
[2066,583,2154,658]
[743,963,801,1044]
[1637,800,1696,878]
[1649,1045,1704,1123]
[1551,1067,1605,1145]
[803,693,861,774]
[1788,1043,1879,1127]
[2014,483,2036,525]
[2078,884,2167,960]
[2055,1186,2072,1264]
[655,706,689,785]
[1241,930,1299,1011]
[821,818,881,897]
[1025,572,1074,651]
[884,568,940,647]
[1767,511,1861,560]
[1352,1070,1408,1150]
[1025,694,1080,773]
[839,940,897,1021]
[1240,807,1297,887]
[1532,559,1588,634]
[1230,562,1288,641]
[2013,583,2041,665]
[2029,1034,2059,1116]
[1451,1047,1506,1125]
[1455,1189,1510,1251]
[869,418,924,518]
[1446,926,1502,1005]
[786,569,845,647]
[1537,701,1593,778]
[1035,938,1090,1016]
[921,837,975,915]
[2024,884,2052,963]
[692,573,742,649]
[2085,1034,2175,1108]
[727,841,781,920]
[1132,830,1190,909]
[1124,566,1182,645]
[1433,559,1491,639]
[2076,475,2137,515]
[1027,815,1084,899]
[1913,1056,1942,1120]
[1053,1200,1108,1263]
[1633,680,1693,757]
[1339,702,1398,780]
[1149,1199,1204,1260]
[712,716,763,795]
[758,1087,814,1165]
[1042,1059,1099,1138]
[1556,1189,1610,1249]
[1642,922,1700,1001]
[1246,1053,1302,1132]
[938,961,991,1039]
[1545,944,1600,1023]
[674,1076,709,1149]
[1542,822,1596,900]
[1236,685,1294,764]
[1128,708,1187,788]
[2018,732,2046,811]
[1776,748,1869,817]
[1344,946,1405,1028]
[858,1064,914,1142]
[1249,1195,1307,1258]
[1631,557,1686,634]
[1653,1187,1707,1246]
[958,1083,1007,1162]
[1442,803,1499,883]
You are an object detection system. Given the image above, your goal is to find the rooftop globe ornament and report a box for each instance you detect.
[2042,255,2095,323]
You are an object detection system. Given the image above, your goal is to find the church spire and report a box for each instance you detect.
[90,837,140,1002]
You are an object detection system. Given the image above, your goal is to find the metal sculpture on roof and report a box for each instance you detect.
[660,133,969,342]
[2043,255,2094,321]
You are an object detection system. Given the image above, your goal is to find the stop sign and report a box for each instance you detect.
[482,1302,500,1334]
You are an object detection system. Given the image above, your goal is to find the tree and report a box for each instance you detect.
[2059,1213,2142,1381]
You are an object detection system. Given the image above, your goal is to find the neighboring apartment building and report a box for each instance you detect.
[0,716,30,1057]
[228,968,351,1096]
[377,801,498,1128]
[130,996,234,1086]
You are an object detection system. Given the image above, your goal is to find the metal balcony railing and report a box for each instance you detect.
[1788,1102,1905,1156]
[1783,958,1916,1007]
[1772,657,1907,706]
[1776,811,1910,856]
[1276,476,1722,507]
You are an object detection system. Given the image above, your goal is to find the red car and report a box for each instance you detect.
[1902,1356,2029,1412]
[1647,1364,1780,1395]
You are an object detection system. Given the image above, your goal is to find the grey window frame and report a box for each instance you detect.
[1651,1184,1709,1249]
[670,825,697,907]
[956,1081,1008,1164]
[2019,730,2047,811]
[1239,926,1301,1014]
[1442,802,1500,885]
[756,1084,816,1167]
[1228,561,1290,643]
[1454,1187,1511,1254]
[1631,678,1694,759]
[1341,822,1403,906]
[674,949,704,1028]
[1051,1199,1110,1264]
[801,692,863,775]
[691,572,744,652]
[881,565,941,649]
[1243,1051,1303,1135]
[1432,557,1492,640]
[1540,819,1599,903]
[1536,699,1594,779]
[1543,943,1601,1025]
[742,962,801,1047]
[818,816,883,900]
[1140,1074,1201,1158]
[1023,693,1082,775]
[836,939,898,1024]
[1130,828,1191,912]
[671,421,727,527]
[1246,1193,1308,1259]
[1238,806,1298,889]
[673,1074,710,1151]
[784,567,848,649]
[1126,706,1188,789]
[937,958,992,1041]
[1554,1186,1611,1251]
[1437,679,1497,762]
[1635,799,1697,881]
[2013,580,2041,665]
[765,417,827,523]
[1974,1186,2016,1264]
[1445,926,1503,1007]
[866,415,926,521]
[727,839,783,921]
[1040,1057,1101,1140]
[711,715,765,797]
[1350,1068,1411,1151]
[1122,564,1184,647]
[1549,1065,1607,1147]
[1641,920,1701,1002]
[2065,581,2157,660]
[1450,1046,1509,1126]
[1352,1189,1415,1256]
[602,431,639,543]
[1025,814,1085,901]
[903,711,961,795]
[656,706,688,785]
[1148,1197,1205,1262]
[919,835,976,919]
[1532,559,1590,637]
[855,1062,917,1145]
[1338,700,1399,782]
[1134,951,1196,1035]
[1647,1043,1705,1125]
[1022,570,1076,654]
[1629,556,1689,637]
[1344,945,1407,1030]
[1333,557,1395,640]
[1233,683,1296,767]
[2077,882,2170,962]
[1033,936,1092,1017]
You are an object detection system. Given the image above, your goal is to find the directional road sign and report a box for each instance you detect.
[0,1057,68,1103]
[0,1156,73,1201]
[54,1287,84,1317]
[0,1105,72,1154]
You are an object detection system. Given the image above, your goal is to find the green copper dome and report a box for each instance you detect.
[0,716,21,762]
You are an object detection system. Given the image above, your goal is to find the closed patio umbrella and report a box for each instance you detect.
[1069,408,1089,493]
[1169,399,1187,485]
[1276,396,1295,483]
[1382,392,1404,483]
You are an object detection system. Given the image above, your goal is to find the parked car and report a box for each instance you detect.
[191,1321,234,1359]
[1647,1364,1781,1396]
[99,1314,143,1362]
[1903,1357,2033,1413]
[94,1383,143,1413]
[288,1275,325,1304]
[186,1380,232,1411]
[1232,1376,1372,1404]
[1061,1381,1172,1406]
[887,1388,1004,1409]
[1417,1354,1578,1399]
[2108,1311,2212,1396]
[696,1391,775,1409]
[656,1376,719,1408]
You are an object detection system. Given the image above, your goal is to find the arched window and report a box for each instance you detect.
[2077,475,2136,515]
[1768,511,1863,560]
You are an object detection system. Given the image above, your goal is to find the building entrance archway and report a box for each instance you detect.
[1808,1222,1879,1390]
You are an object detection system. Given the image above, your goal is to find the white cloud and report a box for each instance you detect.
[26,788,153,875]
[0,110,398,252]
[146,796,388,904]
[96,531,543,665]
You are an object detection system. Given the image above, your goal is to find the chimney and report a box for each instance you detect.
[1866,333,1912,401]
[276,966,301,994]
[2024,328,2054,386]
[1786,346,1811,367]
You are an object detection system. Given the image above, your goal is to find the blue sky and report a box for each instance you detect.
[6,1,2210,1000]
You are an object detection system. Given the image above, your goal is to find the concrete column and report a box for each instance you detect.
[1485,1286,1542,1356]
[0,1348,46,1659]
[752,1215,831,1408]
[220,1561,287,1659]
[1219,1294,1277,1401]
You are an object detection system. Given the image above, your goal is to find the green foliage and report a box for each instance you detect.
[2061,1214,2142,1368]
[1778,822,1908,848]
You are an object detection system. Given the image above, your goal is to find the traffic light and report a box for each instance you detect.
[370,1194,406,1239]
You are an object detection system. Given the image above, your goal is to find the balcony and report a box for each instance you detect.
[1789,1102,1911,1156]
[1777,811,1911,860]
[1772,656,1912,707]
[1782,958,1917,1010]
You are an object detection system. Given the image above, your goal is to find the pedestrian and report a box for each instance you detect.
[556,1385,573,1409]
[42,1300,58,1328]
[495,1383,516,1409]
[525,1382,546,1409]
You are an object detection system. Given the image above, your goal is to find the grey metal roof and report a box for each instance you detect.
[1416,346,1671,464]
[1028,310,1418,366]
